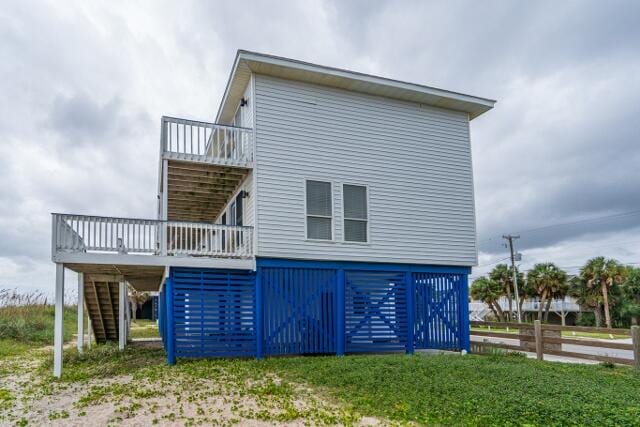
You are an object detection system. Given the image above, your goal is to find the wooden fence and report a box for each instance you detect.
[471,320,640,368]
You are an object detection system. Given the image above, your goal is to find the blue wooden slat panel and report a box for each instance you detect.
[161,261,468,363]
[414,272,462,350]
[345,270,408,353]
[262,267,336,355]
[171,267,256,358]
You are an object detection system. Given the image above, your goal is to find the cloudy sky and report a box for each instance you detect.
[1,0,639,295]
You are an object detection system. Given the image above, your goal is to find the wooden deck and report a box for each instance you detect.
[166,160,249,221]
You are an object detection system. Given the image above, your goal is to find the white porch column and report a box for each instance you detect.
[87,309,93,348]
[126,297,131,341]
[77,273,84,353]
[119,281,126,350]
[53,264,65,377]
[160,158,169,256]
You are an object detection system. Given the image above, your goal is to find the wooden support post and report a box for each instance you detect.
[87,309,92,348]
[534,320,543,361]
[166,277,176,365]
[405,271,415,355]
[53,264,65,377]
[255,267,263,360]
[77,273,84,353]
[336,269,345,356]
[161,159,168,256]
[460,274,471,353]
[632,325,640,370]
[119,281,126,350]
[124,298,131,342]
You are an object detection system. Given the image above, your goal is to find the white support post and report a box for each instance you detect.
[86,308,93,348]
[77,272,84,353]
[161,159,168,256]
[126,296,131,341]
[119,281,126,350]
[53,264,65,377]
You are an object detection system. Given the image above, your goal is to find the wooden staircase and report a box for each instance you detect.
[84,279,120,343]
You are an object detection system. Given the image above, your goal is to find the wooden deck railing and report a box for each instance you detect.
[161,116,253,166]
[52,214,253,259]
[471,320,640,367]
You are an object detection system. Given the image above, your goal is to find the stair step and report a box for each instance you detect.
[84,279,122,343]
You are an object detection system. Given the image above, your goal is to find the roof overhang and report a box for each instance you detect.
[216,50,496,124]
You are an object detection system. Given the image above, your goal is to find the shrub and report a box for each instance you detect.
[0,289,76,345]
[575,311,595,327]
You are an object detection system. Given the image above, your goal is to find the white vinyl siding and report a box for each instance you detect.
[305,180,332,240]
[215,79,255,227]
[254,74,477,266]
[343,184,368,242]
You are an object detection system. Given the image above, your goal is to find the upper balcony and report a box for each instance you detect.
[52,213,254,279]
[161,116,254,167]
[160,117,253,222]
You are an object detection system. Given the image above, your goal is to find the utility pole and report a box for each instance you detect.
[503,234,522,323]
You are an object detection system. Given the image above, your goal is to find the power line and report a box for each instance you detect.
[478,209,640,243]
[476,256,510,268]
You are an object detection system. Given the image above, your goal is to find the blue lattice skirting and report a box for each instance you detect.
[158,259,470,363]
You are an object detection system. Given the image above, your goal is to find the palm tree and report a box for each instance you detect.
[490,264,514,321]
[518,276,537,322]
[569,276,603,326]
[622,267,640,326]
[580,257,626,329]
[543,274,569,322]
[470,277,505,322]
[527,263,567,322]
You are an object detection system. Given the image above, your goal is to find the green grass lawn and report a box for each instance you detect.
[25,345,639,426]
[263,354,640,426]
[129,319,159,339]
[2,300,639,425]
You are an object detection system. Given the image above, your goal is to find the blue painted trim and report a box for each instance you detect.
[405,271,415,355]
[255,267,263,360]
[256,257,471,275]
[460,273,471,353]
[336,268,345,356]
[165,276,176,365]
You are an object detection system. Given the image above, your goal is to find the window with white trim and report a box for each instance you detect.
[306,180,332,240]
[343,184,368,242]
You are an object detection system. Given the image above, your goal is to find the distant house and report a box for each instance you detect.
[470,296,582,324]
[50,51,495,376]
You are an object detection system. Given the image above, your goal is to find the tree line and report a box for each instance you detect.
[470,256,640,328]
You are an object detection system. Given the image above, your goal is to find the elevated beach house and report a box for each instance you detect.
[51,51,495,376]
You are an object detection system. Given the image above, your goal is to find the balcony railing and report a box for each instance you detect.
[52,214,253,259]
[161,116,253,167]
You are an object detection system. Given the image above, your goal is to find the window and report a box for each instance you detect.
[229,202,237,225]
[234,193,243,226]
[343,184,368,242]
[306,180,332,240]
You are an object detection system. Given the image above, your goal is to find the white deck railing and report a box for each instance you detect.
[52,214,253,259]
[166,221,253,258]
[161,116,253,166]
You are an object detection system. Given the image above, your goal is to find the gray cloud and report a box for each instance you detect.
[1,0,639,294]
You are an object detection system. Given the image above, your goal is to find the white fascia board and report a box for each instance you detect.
[214,50,496,124]
[239,50,496,109]
[53,252,256,271]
